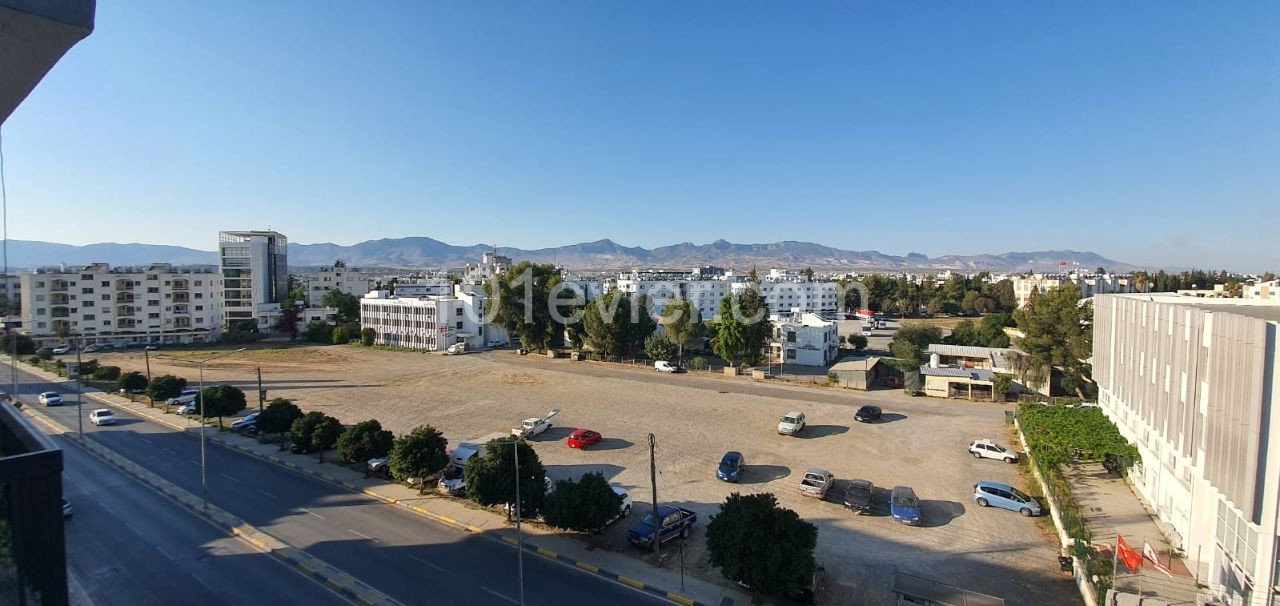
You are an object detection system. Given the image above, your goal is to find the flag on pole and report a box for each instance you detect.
[1117,535,1142,572]
[1143,542,1175,578]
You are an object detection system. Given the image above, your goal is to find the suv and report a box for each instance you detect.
[777,411,806,436]
[973,481,1040,517]
[968,439,1018,463]
[168,389,199,406]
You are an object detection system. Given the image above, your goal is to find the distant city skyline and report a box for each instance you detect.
[3,3,1277,271]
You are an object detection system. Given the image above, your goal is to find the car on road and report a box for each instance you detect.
[61,498,72,518]
[231,412,260,432]
[512,417,553,439]
[843,479,875,514]
[88,409,117,426]
[38,392,63,406]
[969,439,1018,463]
[799,468,834,498]
[973,481,1041,517]
[654,360,684,373]
[777,411,806,436]
[167,389,199,406]
[51,344,72,355]
[890,486,922,526]
[566,428,601,449]
[716,451,745,483]
[854,405,882,423]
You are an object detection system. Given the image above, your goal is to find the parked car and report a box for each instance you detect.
[177,402,199,415]
[627,504,697,548]
[437,443,485,495]
[716,451,745,483]
[88,409,117,426]
[62,498,73,518]
[38,392,63,406]
[799,468,834,498]
[968,439,1018,463]
[566,428,601,449]
[167,389,199,406]
[512,417,553,439]
[973,481,1041,517]
[82,344,101,353]
[777,411,806,436]
[611,486,633,520]
[654,360,684,373]
[843,479,875,514]
[51,344,72,355]
[444,342,469,355]
[231,412,260,432]
[289,441,311,454]
[890,486,922,525]
[367,457,390,477]
[854,405,882,423]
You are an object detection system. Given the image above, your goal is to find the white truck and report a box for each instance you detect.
[799,468,835,499]
[437,443,487,495]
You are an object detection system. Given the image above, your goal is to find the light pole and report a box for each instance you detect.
[513,438,525,606]
[198,347,246,509]
[75,336,83,438]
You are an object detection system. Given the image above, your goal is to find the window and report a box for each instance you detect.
[786,349,796,360]
[196,318,203,324]
[101,294,110,300]
[37,322,45,328]
[195,305,203,311]
[148,313,160,319]
[103,320,110,325]
[83,314,95,321]
[456,321,463,330]
[147,287,159,293]
[101,281,109,287]
[35,294,45,301]
[82,287,94,294]
[195,293,203,299]
[148,300,160,307]
[455,307,463,316]
[36,308,45,315]
[194,280,203,286]
[81,274,92,280]
[35,281,44,288]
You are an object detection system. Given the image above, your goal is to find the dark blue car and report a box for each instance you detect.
[890,486,921,526]
[717,451,745,482]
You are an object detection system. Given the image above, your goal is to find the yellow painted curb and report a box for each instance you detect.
[438,515,457,525]
[666,593,696,606]
[575,561,599,573]
[618,576,645,590]
[501,536,519,546]
[536,547,556,558]
[466,525,484,533]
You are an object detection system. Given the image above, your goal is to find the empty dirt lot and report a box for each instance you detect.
[92,344,1078,605]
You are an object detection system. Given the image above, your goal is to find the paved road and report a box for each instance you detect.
[6,365,667,606]
[57,417,347,606]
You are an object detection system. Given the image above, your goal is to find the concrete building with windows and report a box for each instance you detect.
[298,261,375,307]
[19,264,222,346]
[771,312,839,366]
[1245,280,1280,304]
[219,231,287,330]
[1013,272,1140,308]
[1093,293,1280,606]
[360,287,506,352]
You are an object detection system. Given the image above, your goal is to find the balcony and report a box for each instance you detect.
[51,294,70,305]
[117,293,136,304]
[172,292,190,303]
[172,317,192,329]
[171,279,190,290]
[51,320,71,333]
[117,318,137,329]
[50,280,69,292]
[115,280,135,291]
[51,306,70,319]
[116,305,137,317]
[172,304,190,315]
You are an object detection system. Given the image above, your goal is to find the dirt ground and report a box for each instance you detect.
[90,344,1078,605]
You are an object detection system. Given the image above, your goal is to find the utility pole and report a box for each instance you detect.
[513,439,525,606]
[144,346,153,406]
[649,433,659,562]
[75,336,83,438]
[257,366,264,413]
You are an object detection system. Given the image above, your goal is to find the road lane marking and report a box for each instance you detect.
[299,508,325,520]
[480,586,518,604]
[256,488,278,499]
[186,460,199,467]
[162,448,177,455]
[140,438,154,445]
[408,555,445,572]
[191,574,214,592]
[154,545,174,561]
[219,473,241,484]
[347,529,375,541]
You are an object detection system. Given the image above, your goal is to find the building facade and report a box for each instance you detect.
[1093,294,1280,606]
[1013,273,1140,308]
[1245,280,1280,303]
[20,263,222,345]
[298,262,375,307]
[219,231,287,330]
[360,288,506,352]
[772,312,839,366]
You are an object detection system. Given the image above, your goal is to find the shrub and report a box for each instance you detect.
[827,371,839,384]
[78,359,101,375]
[92,366,122,382]
[305,320,334,344]
[332,325,350,345]
[148,375,188,403]
[26,356,41,365]
[37,350,53,361]
[689,356,709,371]
[337,419,394,465]
[117,371,148,393]
[361,327,376,347]
[0,334,36,356]
[543,472,624,532]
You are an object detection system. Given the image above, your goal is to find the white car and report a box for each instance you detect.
[38,392,63,406]
[612,486,633,519]
[89,409,117,426]
[177,402,199,415]
[51,345,72,355]
[969,439,1018,463]
[777,411,806,436]
[512,417,553,439]
[167,389,199,406]
[654,360,678,373]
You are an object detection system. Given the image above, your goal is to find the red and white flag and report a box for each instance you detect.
[1143,542,1175,578]
[1117,535,1143,572]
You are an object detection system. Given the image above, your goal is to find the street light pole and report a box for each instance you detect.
[75,336,83,438]
[198,347,246,510]
[513,439,525,606]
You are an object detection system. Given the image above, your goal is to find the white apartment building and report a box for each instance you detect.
[394,279,454,298]
[736,280,841,322]
[1013,272,1140,308]
[219,231,288,330]
[772,312,838,366]
[1093,294,1280,606]
[463,251,511,284]
[1245,280,1280,304]
[360,288,507,352]
[20,263,222,345]
[298,262,375,307]
[613,270,840,322]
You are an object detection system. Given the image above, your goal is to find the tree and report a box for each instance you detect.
[275,306,301,340]
[258,398,303,449]
[889,325,942,370]
[148,374,187,406]
[943,320,980,346]
[1013,282,1091,396]
[311,416,344,462]
[711,289,772,366]
[332,325,350,345]
[390,425,449,493]
[582,291,656,358]
[117,371,149,393]
[706,493,817,598]
[305,320,334,344]
[799,267,815,282]
[847,334,868,352]
[361,327,376,346]
[543,472,625,532]
[991,279,1017,312]
[0,333,35,356]
[322,290,360,322]
[486,262,569,353]
[992,374,1013,402]
[643,333,677,361]
[91,366,121,381]
[291,411,327,453]
[926,296,947,316]
[464,438,546,519]
[338,419,395,471]
[660,300,703,362]
[689,356,709,371]
[199,384,246,429]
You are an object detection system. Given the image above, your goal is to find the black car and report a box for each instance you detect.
[843,479,874,514]
[854,405,882,423]
[289,442,310,454]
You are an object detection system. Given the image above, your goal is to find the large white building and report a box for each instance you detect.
[613,270,839,322]
[360,287,506,352]
[1244,280,1280,304]
[772,312,839,366]
[219,230,288,330]
[298,262,375,307]
[1093,293,1280,606]
[1013,272,1140,308]
[20,263,222,346]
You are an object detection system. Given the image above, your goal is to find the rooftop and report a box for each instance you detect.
[920,367,995,381]
[1106,293,1280,323]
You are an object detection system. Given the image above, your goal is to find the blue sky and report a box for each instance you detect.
[4,2,1277,271]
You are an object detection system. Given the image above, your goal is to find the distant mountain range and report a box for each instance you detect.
[1,237,1138,273]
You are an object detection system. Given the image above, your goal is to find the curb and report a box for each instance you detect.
[20,403,399,606]
[24,364,712,606]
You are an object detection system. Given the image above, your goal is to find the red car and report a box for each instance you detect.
[567,429,601,449]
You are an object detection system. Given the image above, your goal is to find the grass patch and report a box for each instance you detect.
[899,316,975,330]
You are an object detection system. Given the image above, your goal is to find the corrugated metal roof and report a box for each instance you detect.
[829,356,881,372]
[925,344,1010,359]
[920,367,995,381]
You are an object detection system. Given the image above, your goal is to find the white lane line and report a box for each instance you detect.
[191,574,214,592]
[140,438,154,445]
[256,488,277,500]
[186,459,199,467]
[299,508,325,520]
[154,545,174,561]
[347,529,375,541]
[409,555,445,572]
[480,586,519,605]
[161,447,177,455]
[219,473,241,484]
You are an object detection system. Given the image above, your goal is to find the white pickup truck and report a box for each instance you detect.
[799,468,835,499]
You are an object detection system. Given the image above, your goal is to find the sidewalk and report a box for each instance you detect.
[29,364,748,606]
[1065,463,1202,605]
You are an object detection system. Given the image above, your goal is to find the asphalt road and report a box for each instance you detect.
[6,364,667,606]
[56,415,347,606]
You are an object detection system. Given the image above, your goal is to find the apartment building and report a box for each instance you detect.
[219,230,287,330]
[613,270,840,322]
[772,312,839,366]
[20,263,222,345]
[1093,293,1280,606]
[298,261,375,307]
[1013,272,1140,308]
[1245,280,1280,304]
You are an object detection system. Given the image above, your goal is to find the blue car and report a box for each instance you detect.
[973,481,1041,517]
[890,486,921,526]
[717,451,745,482]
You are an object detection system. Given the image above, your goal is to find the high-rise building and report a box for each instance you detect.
[219,231,288,330]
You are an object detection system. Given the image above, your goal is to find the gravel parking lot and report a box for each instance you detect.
[91,344,1077,605]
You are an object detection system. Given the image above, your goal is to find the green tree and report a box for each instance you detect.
[992,374,1013,402]
[332,325,350,345]
[960,291,980,315]
[889,325,942,370]
[148,374,188,406]
[689,356,709,371]
[464,438,546,519]
[258,398,303,449]
[711,289,772,365]
[660,300,703,362]
[583,291,656,358]
[0,333,35,356]
[390,425,449,493]
[706,493,818,599]
[485,262,567,353]
[360,327,376,346]
[1013,282,1091,396]
[305,320,334,344]
[799,267,815,282]
[944,320,980,346]
[337,419,395,471]
[117,371,149,393]
[291,411,327,453]
[275,306,301,340]
[543,472,625,532]
[91,366,121,381]
[199,384,246,429]
[847,334,868,352]
[311,416,344,462]
[322,290,360,322]
[643,333,677,361]
[991,279,1017,312]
